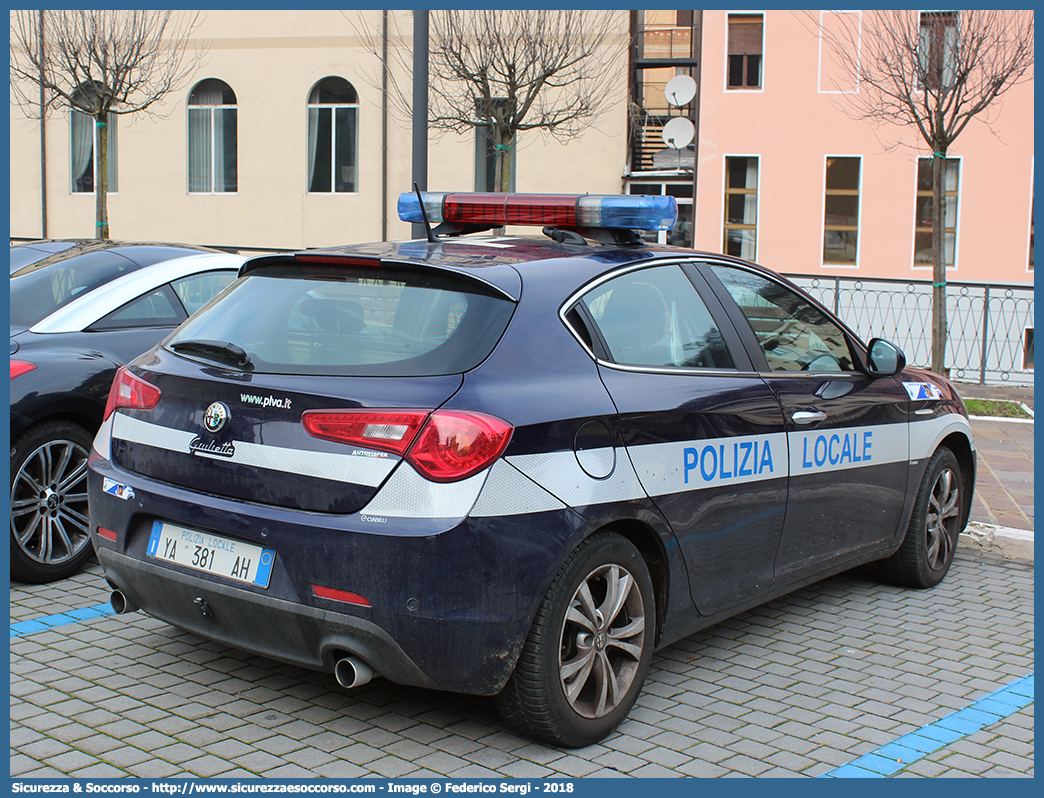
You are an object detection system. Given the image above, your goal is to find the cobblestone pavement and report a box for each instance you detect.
[11,548,1033,779]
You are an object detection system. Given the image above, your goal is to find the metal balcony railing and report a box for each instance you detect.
[785,273,1034,385]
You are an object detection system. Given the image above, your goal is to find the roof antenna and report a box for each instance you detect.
[413,183,438,243]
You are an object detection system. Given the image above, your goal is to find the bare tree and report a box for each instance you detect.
[353,10,625,192]
[10,10,205,239]
[806,10,1033,375]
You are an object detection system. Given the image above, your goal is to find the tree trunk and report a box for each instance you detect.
[494,125,512,194]
[95,115,110,239]
[930,150,947,375]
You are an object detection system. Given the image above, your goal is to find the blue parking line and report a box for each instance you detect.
[820,672,1035,777]
[10,602,115,638]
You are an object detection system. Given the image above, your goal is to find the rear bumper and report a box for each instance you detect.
[97,547,440,690]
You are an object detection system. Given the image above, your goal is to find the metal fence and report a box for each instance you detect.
[785,273,1034,386]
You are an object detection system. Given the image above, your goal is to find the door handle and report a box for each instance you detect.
[792,411,827,425]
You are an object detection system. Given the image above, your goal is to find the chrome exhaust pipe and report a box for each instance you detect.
[334,656,374,689]
[109,589,138,615]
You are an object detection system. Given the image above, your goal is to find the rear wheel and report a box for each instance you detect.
[10,421,95,583]
[879,447,964,588]
[495,532,654,747]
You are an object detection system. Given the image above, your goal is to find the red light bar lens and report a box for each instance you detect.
[312,585,371,606]
[441,193,579,228]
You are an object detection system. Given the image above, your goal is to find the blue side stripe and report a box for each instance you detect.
[820,673,1034,777]
[10,602,115,638]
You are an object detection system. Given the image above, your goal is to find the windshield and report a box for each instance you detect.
[166,263,516,376]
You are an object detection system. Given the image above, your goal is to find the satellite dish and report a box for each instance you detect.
[664,74,697,107]
[662,117,695,149]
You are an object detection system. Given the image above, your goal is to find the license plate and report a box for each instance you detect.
[147,521,275,588]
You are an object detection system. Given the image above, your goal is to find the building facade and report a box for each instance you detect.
[10,10,1034,287]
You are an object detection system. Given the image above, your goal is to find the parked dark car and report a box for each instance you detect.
[10,242,245,582]
[88,193,975,746]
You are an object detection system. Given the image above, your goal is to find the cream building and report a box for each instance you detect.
[9,10,630,250]
[10,10,1034,288]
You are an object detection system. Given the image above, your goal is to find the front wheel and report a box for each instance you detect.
[879,447,965,588]
[495,532,655,747]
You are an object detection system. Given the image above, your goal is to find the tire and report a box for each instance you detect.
[495,532,655,747]
[10,420,95,583]
[878,447,964,589]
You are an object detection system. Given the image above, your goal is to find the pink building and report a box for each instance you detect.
[626,10,1034,286]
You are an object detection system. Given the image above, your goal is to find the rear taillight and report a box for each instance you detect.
[10,360,36,379]
[302,409,431,456]
[104,367,161,421]
[406,410,513,482]
[302,408,513,482]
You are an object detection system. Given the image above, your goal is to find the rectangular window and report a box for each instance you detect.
[189,107,238,193]
[723,156,759,259]
[307,106,358,193]
[823,157,860,265]
[914,157,959,268]
[919,11,958,91]
[727,14,763,90]
[70,111,117,194]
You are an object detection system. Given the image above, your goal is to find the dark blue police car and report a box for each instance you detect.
[87,192,975,747]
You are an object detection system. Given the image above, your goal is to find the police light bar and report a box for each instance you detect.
[397,192,678,232]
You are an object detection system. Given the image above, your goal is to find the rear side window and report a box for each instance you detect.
[165,264,515,376]
[578,264,735,369]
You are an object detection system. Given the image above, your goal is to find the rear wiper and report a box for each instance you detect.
[170,339,253,369]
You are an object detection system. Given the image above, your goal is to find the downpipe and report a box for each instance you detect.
[334,656,375,689]
[108,588,138,615]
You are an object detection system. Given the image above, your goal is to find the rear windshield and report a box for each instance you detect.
[9,251,142,327]
[165,264,516,376]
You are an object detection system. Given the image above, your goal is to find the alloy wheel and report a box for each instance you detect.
[11,439,92,567]
[558,562,647,719]
[926,465,960,571]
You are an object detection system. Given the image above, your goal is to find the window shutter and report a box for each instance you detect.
[728,17,763,55]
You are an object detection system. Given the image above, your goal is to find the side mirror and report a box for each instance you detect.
[866,338,906,377]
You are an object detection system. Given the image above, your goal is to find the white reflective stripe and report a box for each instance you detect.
[910,412,975,460]
[505,449,647,507]
[92,415,114,458]
[788,423,908,476]
[110,413,397,487]
[628,432,789,496]
[471,459,569,518]
[361,463,488,519]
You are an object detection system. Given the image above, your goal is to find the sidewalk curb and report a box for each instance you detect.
[961,522,1034,562]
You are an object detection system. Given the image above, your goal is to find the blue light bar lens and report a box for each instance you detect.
[397,193,423,223]
[584,195,678,231]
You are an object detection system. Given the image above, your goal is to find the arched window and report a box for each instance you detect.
[307,77,358,193]
[188,79,238,193]
[70,83,117,194]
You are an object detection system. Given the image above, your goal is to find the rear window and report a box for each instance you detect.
[165,264,516,376]
[9,251,142,327]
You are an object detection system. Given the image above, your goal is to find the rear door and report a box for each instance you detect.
[701,262,911,584]
[567,261,789,616]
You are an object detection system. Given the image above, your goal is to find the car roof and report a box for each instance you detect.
[242,236,783,302]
